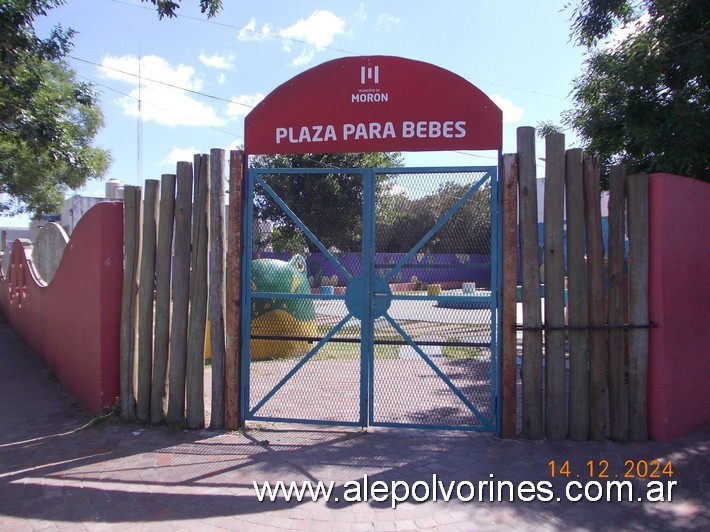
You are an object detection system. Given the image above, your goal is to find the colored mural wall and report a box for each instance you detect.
[255,251,493,290]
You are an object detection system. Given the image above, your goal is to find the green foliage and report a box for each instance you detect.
[566,0,709,183]
[570,0,636,47]
[251,152,403,253]
[0,0,110,216]
[535,120,564,139]
[142,0,223,19]
[376,181,492,254]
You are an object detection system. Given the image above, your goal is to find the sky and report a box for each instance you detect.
[2,0,590,227]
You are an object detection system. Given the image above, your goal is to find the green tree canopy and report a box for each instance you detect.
[565,0,709,183]
[376,181,492,255]
[1,0,109,216]
[250,152,403,254]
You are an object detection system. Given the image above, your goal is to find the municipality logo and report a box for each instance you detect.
[360,66,380,84]
[354,65,388,102]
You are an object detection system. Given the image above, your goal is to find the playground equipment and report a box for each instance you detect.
[250,255,317,360]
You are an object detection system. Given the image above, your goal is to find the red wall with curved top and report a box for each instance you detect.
[0,202,123,414]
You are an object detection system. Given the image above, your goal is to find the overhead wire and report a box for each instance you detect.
[106,0,569,102]
[85,0,559,170]
[76,74,245,140]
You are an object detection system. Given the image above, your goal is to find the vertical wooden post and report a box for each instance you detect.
[607,165,628,441]
[137,179,159,422]
[627,173,649,441]
[167,162,193,425]
[120,185,141,420]
[151,173,176,424]
[186,154,209,430]
[225,150,245,429]
[583,156,608,440]
[543,134,567,441]
[209,149,227,430]
[566,148,590,441]
[500,153,519,438]
[517,127,543,440]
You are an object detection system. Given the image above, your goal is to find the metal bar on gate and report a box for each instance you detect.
[383,314,491,426]
[248,312,355,417]
[376,165,498,175]
[390,294,492,305]
[250,291,326,300]
[372,420,494,432]
[383,171,492,284]
[247,415,362,427]
[253,172,354,282]
[490,164,501,434]
[240,168,256,423]
[362,169,376,428]
[249,335,491,348]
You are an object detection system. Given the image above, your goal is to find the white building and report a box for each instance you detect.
[60,179,124,235]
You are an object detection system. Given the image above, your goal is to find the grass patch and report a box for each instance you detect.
[441,343,483,360]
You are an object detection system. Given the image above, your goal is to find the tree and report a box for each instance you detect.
[376,182,492,255]
[565,0,709,184]
[1,1,109,216]
[535,120,564,139]
[142,0,223,19]
[250,152,403,253]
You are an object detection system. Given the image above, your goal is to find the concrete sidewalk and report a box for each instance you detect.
[1,316,708,531]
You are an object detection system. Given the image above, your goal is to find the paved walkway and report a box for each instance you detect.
[1,317,708,531]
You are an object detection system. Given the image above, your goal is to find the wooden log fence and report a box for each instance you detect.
[166,161,192,424]
[121,150,244,428]
[542,133,567,441]
[120,185,141,421]
[502,127,650,441]
[209,149,227,431]
[119,137,649,441]
[517,127,543,440]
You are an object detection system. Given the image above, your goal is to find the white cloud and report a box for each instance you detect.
[491,94,524,124]
[100,54,225,127]
[161,146,199,166]
[226,138,242,152]
[227,93,265,119]
[237,18,274,42]
[102,54,202,90]
[279,11,345,66]
[376,13,400,31]
[217,73,227,85]
[198,52,235,70]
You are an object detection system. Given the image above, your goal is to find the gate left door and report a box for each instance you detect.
[242,167,369,426]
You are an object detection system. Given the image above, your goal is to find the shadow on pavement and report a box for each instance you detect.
[1,316,708,529]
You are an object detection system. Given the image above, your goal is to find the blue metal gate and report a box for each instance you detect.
[241,166,500,431]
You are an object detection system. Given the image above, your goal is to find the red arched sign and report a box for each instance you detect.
[244,55,502,155]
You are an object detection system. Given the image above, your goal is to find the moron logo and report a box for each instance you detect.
[361,66,380,84]
[352,64,389,103]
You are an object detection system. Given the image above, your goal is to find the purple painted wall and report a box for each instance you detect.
[256,251,492,288]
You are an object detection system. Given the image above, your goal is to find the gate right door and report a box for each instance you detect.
[367,166,499,431]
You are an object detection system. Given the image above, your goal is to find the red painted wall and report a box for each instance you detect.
[0,202,123,414]
[648,174,710,441]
